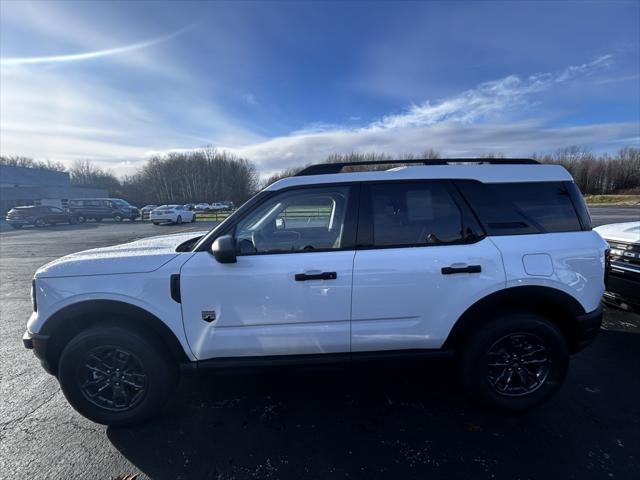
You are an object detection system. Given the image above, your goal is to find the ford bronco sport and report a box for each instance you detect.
[23,159,607,425]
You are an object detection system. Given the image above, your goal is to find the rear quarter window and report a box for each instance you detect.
[456,181,583,235]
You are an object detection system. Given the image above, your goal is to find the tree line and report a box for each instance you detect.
[264,147,640,195]
[1,146,638,207]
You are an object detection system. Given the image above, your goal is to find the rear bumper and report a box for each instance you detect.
[23,330,53,374]
[574,303,603,351]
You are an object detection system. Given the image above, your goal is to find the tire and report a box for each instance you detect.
[191,214,196,223]
[176,215,182,225]
[113,214,123,222]
[152,222,160,226]
[34,218,47,228]
[58,326,178,426]
[77,215,86,224]
[458,313,569,412]
[69,217,78,225]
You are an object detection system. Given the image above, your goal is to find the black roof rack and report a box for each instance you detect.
[295,158,539,176]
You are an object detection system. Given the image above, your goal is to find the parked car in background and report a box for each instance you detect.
[149,205,196,225]
[194,203,211,212]
[183,203,196,211]
[140,205,158,215]
[209,202,228,211]
[6,205,77,228]
[68,198,139,223]
[594,221,640,312]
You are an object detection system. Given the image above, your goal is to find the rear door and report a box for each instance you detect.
[351,181,505,352]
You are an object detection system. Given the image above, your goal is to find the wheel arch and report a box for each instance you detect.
[40,300,190,376]
[443,286,588,353]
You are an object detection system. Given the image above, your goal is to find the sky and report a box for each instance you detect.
[1,0,639,177]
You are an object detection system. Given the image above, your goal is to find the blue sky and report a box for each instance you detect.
[1,0,638,176]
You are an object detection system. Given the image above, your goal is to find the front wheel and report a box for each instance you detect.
[77,215,86,223]
[58,326,178,426]
[458,313,569,412]
[113,214,123,222]
[191,214,196,223]
[176,215,182,225]
[34,218,47,228]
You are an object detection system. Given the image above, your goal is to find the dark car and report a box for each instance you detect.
[68,198,139,222]
[5,205,77,229]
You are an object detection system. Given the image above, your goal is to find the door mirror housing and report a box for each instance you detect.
[211,235,237,263]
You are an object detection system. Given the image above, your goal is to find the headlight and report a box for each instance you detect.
[31,278,37,312]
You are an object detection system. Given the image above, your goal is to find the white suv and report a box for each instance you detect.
[23,159,607,425]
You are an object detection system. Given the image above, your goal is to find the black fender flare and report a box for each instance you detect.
[443,286,587,352]
[41,300,191,375]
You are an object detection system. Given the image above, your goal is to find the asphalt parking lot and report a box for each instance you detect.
[0,207,638,479]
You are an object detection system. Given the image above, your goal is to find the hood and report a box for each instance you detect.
[36,231,208,278]
[594,222,640,245]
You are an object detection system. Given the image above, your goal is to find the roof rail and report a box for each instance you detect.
[295,158,539,176]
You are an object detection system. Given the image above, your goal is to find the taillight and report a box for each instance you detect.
[31,278,37,312]
[604,249,611,287]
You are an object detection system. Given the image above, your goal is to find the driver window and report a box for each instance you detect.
[234,186,350,254]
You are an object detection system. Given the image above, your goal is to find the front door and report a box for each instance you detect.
[180,185,359,360]
[351,181,505,352]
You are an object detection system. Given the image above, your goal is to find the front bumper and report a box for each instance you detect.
[604,264,640,309]
[23,330,53,374]
[574,303,603,351]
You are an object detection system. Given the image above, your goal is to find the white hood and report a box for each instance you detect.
[35,231,207,278]
[594,222,640,244]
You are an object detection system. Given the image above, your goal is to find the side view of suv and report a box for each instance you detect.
[23,159,606,426]
[6,205,78,228]
[68,198,139,222]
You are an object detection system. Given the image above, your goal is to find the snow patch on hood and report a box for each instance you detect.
[36,231,208,278]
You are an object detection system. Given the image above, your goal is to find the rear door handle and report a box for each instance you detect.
[441,265,482,275]
[295,272,337,281]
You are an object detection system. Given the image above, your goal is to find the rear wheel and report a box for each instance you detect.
[34,218,47,228]
[58,326,178,426]
[113,214,123,222]
[458,313,568,411]
[77,215,86,223]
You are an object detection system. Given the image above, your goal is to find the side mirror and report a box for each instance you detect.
[275,217,286,230]
[211,235,237,263]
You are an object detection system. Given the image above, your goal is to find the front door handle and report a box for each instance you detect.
[441,265,482,275]
[295,272,337,281]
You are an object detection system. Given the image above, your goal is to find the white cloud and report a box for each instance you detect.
[242,93,257,105]
[225,121,639,178]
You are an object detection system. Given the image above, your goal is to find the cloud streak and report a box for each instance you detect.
[369,55,613,130]
[0,23,196,66]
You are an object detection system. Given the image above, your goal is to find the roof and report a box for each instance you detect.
[266,164,573,191]
[0,165,70,187]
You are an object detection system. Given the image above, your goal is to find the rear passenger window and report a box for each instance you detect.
[370,183,464,246]
[456,181,582,235]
